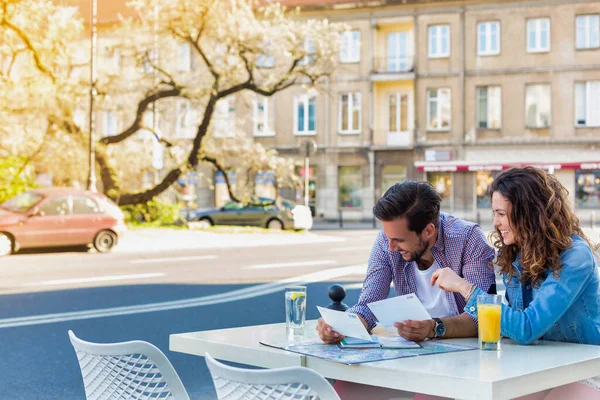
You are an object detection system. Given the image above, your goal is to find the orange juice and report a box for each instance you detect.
[478,304,502,342]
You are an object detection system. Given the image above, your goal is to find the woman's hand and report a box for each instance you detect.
[431,268,473,298]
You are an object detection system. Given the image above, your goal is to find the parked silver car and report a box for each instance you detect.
[182,197,313,230]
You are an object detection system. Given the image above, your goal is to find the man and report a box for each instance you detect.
[317,181,495,343]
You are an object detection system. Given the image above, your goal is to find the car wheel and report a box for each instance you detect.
[0,233,13,256]
[197,217,213,229]
[266,218,283,230]
[93,230,117,253]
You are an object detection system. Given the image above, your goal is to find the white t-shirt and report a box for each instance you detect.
[413,260,456,318]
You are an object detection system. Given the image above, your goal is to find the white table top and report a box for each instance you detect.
[170,320,600,400]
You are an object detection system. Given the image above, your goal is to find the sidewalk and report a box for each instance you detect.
[114,227,345,254]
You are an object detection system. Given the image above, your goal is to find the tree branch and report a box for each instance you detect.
[201,155,240,203]
[99,87,182,145]
[1,5,56,83]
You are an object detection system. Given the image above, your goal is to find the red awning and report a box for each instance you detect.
[414,161,600,172]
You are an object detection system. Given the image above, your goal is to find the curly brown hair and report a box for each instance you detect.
[489,167,592,287]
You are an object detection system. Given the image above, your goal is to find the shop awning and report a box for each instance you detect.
[414,161,600,172]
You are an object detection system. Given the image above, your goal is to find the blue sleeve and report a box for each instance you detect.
[465,241,597,345]
[346,230,393,331]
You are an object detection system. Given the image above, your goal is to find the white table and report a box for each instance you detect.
[170,320,600,400]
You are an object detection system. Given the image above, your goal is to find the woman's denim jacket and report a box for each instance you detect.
[465,235,600,345]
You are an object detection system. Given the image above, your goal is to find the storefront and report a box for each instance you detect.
[415,161,600,222]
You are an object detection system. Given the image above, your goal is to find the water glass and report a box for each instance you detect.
[477,294,502,351]
[285,286,307,340]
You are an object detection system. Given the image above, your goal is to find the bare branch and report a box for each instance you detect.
[99,87,182,145]
[1,4,56,83]
[202,155,241,203]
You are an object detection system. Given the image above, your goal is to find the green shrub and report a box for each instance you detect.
[0,156,36,204]
[121,199,182,226]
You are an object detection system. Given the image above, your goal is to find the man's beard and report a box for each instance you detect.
[403,237,430,263]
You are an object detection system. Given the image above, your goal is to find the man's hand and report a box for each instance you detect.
[316,317,344,344]
[394,319,435,341]
[430,268,472,297]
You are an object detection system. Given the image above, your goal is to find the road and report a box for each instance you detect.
[0,229,378,399]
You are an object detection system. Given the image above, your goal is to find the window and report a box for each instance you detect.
[427,88,451,131]
[340,30,361,63]
[381,165,407,195]
[576,15,600,49]
[74,108,86,130]
[527,18,550,53]
[102,46,121,73]
[213,98,236,137]
[477,21,500,56]
[387,32,410,72]
[427,172,452,209]
[428,24,450,58]
[143,48,158,74]
[525,84,551,128]
[294,95,316,135]
[39,197,70,216]
[476,86,502,129]
[576,170,600,209]
[339,93,361,134]
[257,42,275,68]
[575,81,600,127]
[299,38,316,65]
[389,93,409,133]
[339,166,362,208]
[177,43,192,72]
[103,111,118,136]
[176,100,195,138]
[72,197,100,214]
[253,95,273,136]
[476,171,499,208]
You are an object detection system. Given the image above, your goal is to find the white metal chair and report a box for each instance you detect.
[205,352,340,400]
[68,330,190,400]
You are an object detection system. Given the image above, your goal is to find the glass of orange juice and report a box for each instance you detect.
[477,294,502,351]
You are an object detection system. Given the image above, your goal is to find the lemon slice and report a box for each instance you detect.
[290,292,306,301]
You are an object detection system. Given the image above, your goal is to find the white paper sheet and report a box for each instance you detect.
[367,293,432,327]
[317,306,373,341]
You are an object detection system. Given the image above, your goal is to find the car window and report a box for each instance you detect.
[1,192,44,213]
[223,202,242,211]
[39,197,70,216]
[72,196,101,214]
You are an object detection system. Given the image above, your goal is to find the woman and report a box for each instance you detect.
[431,167,600,399]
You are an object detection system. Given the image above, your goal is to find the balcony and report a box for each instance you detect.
[372,129,414,149]
[370,56,415,82]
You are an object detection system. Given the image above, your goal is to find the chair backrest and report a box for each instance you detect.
[68,330,190,400]
[204,352,340,400]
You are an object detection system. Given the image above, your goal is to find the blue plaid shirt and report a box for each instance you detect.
[347,213,496,331]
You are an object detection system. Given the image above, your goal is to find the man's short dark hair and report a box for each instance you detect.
[373,181,441,234]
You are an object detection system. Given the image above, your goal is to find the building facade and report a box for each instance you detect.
[282,0,600,222]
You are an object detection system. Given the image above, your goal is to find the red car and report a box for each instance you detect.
[0,188,126,256]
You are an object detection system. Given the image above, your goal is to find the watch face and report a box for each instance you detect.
[435,320,446,337]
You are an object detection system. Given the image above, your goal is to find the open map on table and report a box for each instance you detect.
[259,339,477,365]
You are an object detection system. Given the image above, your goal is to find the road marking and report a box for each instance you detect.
[243,260,337,270]
[0,265,367,329]
[329,246,372,252]
[129,255,217,264]
[21,273,166,287]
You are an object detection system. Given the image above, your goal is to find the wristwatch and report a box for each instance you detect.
[432,318,446,338]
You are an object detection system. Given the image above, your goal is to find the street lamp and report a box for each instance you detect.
[87,0,98,192]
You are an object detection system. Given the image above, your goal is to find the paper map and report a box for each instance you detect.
[259,340,477,365]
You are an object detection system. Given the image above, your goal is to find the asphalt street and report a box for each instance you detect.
[0,229,378,399]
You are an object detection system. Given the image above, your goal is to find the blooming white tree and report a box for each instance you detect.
[0,0,342,205]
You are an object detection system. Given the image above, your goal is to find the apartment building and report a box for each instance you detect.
[65,0,600,222]
[280,0,600,222]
